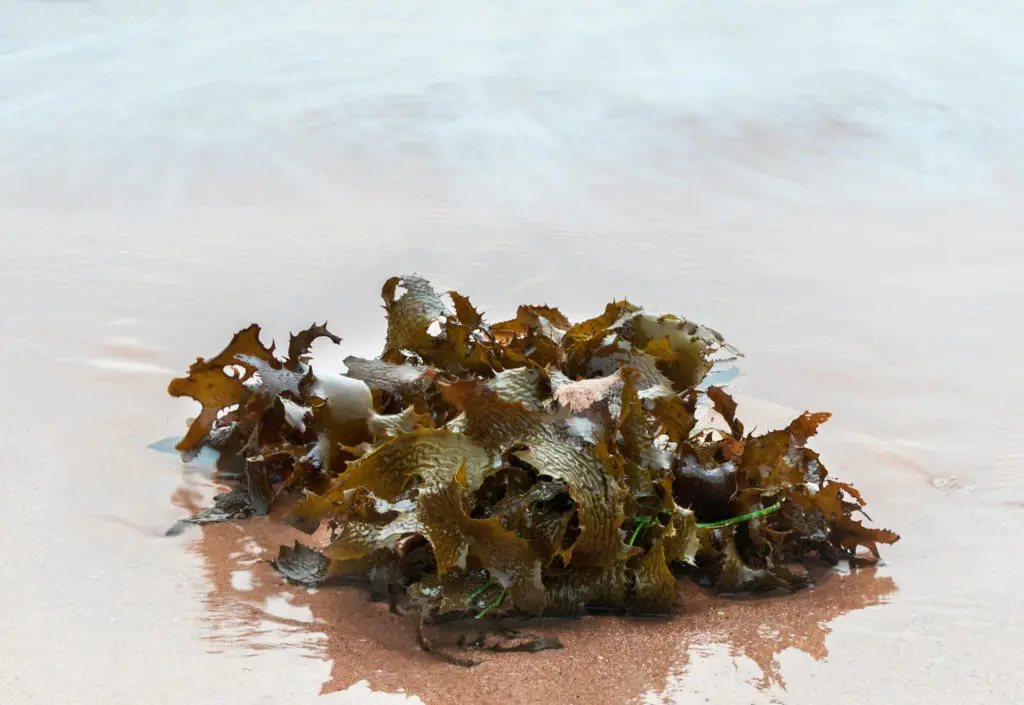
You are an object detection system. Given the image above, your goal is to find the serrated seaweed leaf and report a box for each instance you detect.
[272,541,331,587]
[287,322,342,367]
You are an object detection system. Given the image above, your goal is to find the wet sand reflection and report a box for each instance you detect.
[176,488,896,704]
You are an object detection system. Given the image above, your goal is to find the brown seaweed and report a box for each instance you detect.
[167,274,898,659]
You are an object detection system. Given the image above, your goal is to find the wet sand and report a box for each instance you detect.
[3,2,1024,704]
[190,500,896,704]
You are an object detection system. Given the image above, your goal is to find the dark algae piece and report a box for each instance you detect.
[272,541,331,587]
[167,274,898,663]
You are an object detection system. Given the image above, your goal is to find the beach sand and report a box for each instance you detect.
[2,2,1023,703]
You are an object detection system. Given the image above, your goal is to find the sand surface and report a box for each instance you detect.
[2,2,1023,704]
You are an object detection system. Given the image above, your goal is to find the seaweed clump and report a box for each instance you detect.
[168,275,898,658]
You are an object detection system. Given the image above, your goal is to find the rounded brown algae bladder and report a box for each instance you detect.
[177,496,896,704]
[164,273,900,696]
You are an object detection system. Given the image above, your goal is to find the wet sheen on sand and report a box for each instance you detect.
[2,2,1023,704]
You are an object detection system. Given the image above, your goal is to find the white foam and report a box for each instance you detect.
[229,570,253,592]
[86,358,177,375]
[324,680,425,705]
[263,594,314,624]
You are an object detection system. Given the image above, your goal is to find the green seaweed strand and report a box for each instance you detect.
[468,582,498,603]
[627,515,655,546]
[696,501,783,530]
[474,588,507,619]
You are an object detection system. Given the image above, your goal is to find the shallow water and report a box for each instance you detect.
[2,2,1023,704]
